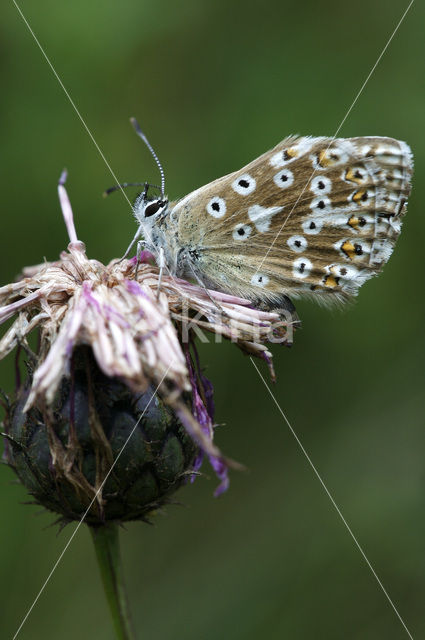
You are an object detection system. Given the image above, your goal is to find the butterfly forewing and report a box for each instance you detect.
[169,136,413,305]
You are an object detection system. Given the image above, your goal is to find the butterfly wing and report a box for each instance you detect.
[169,136,413,306]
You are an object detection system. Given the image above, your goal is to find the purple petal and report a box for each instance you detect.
[184,342,229,495]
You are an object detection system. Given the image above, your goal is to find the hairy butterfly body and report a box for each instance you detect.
[131,132,413,309]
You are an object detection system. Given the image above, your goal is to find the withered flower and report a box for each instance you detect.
[1,172,291,524]
[0,172,293,639]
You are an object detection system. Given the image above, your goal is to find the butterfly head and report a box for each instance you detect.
[133,189,172,260]
[128,117,171,242]
[134,192,168,223]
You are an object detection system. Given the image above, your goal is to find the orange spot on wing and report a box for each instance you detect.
[323,274,339,288]
[318,150,332,167]
[345,168,364,184]
[352,189,367,203]
[341,240,356,260]
[284,147,298,160]
[348,215,360,229]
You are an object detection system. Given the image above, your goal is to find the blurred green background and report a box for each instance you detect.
[1,1,424,638]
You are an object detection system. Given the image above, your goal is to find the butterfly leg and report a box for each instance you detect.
[121,223,144,262]
[156,246,165,300]
[253,295,300,346]
[186,258,226,314]
[135,239,147,279]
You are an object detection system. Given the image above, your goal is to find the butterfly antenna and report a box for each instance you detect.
[103,181,161,197]
[130,117,166,198]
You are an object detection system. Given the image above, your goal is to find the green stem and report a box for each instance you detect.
[90,523,136,640]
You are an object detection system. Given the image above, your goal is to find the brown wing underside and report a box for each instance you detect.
[172,136,413,305]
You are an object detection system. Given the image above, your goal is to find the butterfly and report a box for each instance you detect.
[119,120,413,313]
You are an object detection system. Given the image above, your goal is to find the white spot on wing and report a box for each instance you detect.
[302,219,323,235]
[232,173,256,195]
[310,196,332,213]
[310,176,332,195]
[232,223,252,241]
[206,196,227,218]
[270,151,284,168]
[293,257,312,278]
[250,273,269,287]
[287,235,308,253]
[248,204,283,233]
[273,169,294,188]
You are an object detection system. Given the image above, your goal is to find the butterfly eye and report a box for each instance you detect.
[144,200,165,217]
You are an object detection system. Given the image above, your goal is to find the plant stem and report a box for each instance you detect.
[90,523,136,640]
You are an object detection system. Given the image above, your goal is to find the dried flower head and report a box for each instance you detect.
[0,172,293,523]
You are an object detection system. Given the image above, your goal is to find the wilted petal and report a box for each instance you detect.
[0,216,291,493]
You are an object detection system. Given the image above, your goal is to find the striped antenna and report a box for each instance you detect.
[130,117,165,198]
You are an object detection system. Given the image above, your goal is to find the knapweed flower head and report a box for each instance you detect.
[0,172,292,524]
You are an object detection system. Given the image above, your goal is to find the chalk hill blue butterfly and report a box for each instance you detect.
[120,121,413,311]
